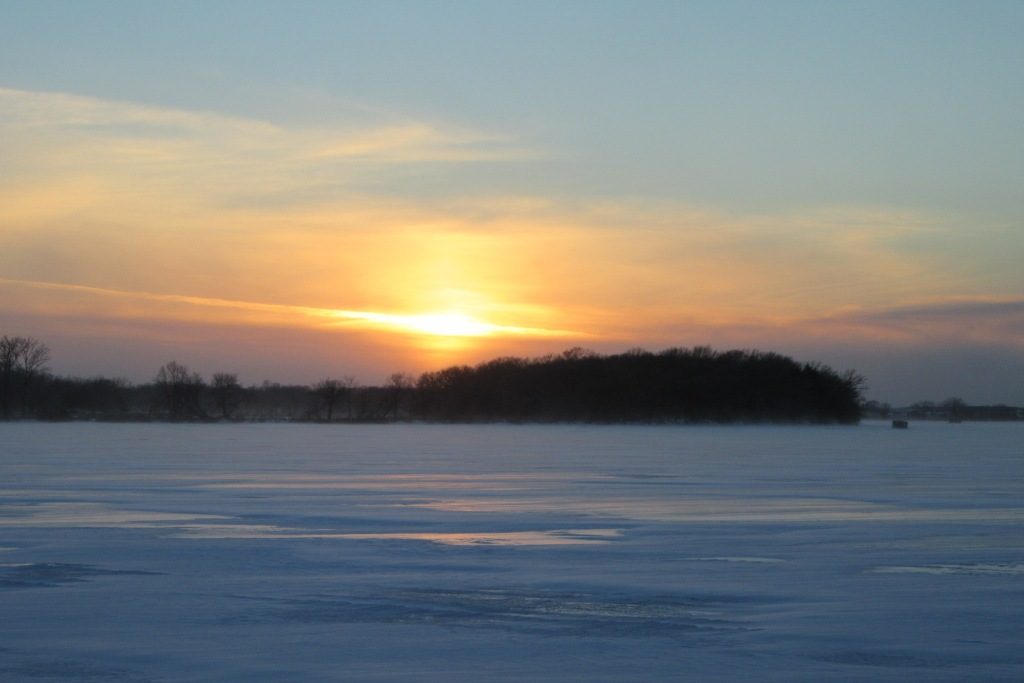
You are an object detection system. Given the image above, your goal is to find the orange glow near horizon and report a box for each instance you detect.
[3,86,1022,393]
[0,277,577,345]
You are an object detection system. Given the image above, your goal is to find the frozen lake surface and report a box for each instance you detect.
[2,421,1023,681]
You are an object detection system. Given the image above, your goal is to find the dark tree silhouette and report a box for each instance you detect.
[0,335,898,424]
[384,372,415,419]
[0,335,50,418]
[153,361,206,420]
[313,377,351,421]
[211,372,242,420]
[415,347,865,423]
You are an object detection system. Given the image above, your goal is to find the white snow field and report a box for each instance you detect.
[1,421,1023,682]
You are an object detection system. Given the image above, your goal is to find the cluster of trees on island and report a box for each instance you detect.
[2,333,872,423]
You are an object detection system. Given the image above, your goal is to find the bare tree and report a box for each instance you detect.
[154,361,206,420]
[211,372,242,420]
[0,336,21,417]
[841,369,868,402]
[313,376,358,419]
[942,397,967,422]
[338,375,358,419]
[0,335,50,418]
[384,372,415,420]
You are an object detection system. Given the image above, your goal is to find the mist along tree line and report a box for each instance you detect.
[1,334,868,423]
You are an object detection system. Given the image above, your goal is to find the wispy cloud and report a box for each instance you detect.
[805,296,1024,347]
[0,86,524,160]
[0,86,532,220]
[0,278,575,340]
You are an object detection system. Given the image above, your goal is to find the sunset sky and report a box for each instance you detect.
[2,1,1023,404]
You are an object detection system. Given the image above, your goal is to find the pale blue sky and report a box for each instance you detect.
[4,1,1022,212]
[2,1,1023,403]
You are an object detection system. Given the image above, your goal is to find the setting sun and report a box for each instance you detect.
[401,312,497,337]
[326,308,570,339]
[331,310,498,337]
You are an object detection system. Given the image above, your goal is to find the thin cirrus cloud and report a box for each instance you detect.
[0,86,530,212]
[0,86,524,161]
[0,277,576,340]
[806,297,1024,347]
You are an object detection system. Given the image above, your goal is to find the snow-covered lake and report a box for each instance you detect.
[2,421,1023,681]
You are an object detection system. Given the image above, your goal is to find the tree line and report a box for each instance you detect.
[1,335,866,423]
[862,398,1024,422]
[417,346,864,423]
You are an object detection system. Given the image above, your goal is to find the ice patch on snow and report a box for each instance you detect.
[809,649,977,668]
[871,563,1024,575]
[0,657,152,682]
[0,502,226,527]
[174,525,622,545]
[265,587,745,637]
[332,528,622,546]
[200,472,583,491]
[0,562,160,589]
[414,496,1024,523]
[689,556,786,564]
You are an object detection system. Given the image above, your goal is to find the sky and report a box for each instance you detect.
[1,0,1023,405]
